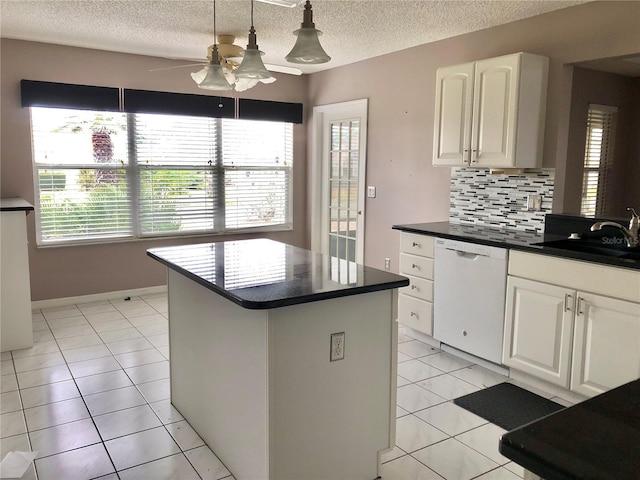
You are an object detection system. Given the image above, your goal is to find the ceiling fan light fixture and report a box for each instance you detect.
[285,0,330,64]
[235,0,274,80]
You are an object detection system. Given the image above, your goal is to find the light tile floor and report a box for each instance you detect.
[1,294,576,480]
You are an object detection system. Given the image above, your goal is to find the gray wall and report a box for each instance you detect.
[308,1,640,271]
[0,39,308,300]
[2,1,639,300]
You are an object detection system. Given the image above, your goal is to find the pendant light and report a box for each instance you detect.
[235,0,273,80]
[285,0,330,64]
[197,0,233,90]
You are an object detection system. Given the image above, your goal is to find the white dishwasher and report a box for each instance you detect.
[433,238,508,364]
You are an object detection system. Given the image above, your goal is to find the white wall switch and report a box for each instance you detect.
[367,186,376,198]
[330,332,345,361]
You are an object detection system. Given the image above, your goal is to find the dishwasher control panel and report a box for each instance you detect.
[435,238,507,259]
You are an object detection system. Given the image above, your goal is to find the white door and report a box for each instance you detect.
[502,276,574,387]
[571,292,640,397]
[432,62,474,166]
[471,54,519,167]
[311,100,367,264]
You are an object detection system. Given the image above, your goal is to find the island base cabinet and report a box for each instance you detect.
[570,292,640,397]
[167,270,396,480]
[502,276,573,388]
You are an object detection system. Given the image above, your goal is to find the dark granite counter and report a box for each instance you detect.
[148,238,409,309]
[0,198,34,212]
[499,379,640,480]
[392,221,640,271]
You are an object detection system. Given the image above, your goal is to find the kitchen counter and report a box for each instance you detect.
[393,221,640,270]
[499,379,640,480]
[0,197,34,212]
[147,238,408,309]
[147,238,406,479]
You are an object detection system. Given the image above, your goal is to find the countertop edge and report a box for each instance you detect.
[393,223,640,271]
[147,250,409,310]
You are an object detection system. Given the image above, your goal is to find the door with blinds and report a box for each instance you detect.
[311,100,368,265]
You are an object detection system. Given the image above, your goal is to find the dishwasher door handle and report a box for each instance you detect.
[452,249,482,260]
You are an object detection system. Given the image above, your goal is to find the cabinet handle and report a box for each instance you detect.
[411,264,419,269]
[564,293,573,312]
[577,297,585,315]
[412,242,420,247]
[410,312,417,318]
[410,284,418,290]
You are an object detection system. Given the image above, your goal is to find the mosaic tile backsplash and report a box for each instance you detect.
[449,168,555,233]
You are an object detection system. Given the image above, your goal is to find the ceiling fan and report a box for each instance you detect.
[152,35,302,92]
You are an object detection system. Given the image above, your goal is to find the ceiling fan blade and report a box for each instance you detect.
[150,63,206,72]
[264,64,303,75]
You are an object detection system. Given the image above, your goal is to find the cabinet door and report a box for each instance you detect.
[571,292,640,397]
[432,63,474,166]
[503,277,574,387]
[471,54,519,168]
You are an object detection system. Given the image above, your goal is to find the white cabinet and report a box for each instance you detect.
[1,200,34,352]
[433,52,549,168]
[504,251,640,397]
[571,292,640,397]
[503,277,574,387]
[397,233,434,335]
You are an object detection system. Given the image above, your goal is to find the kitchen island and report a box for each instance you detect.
[499,379,640,480]
[147,238,409,480]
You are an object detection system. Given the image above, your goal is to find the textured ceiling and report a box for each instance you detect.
[1,0,589,75]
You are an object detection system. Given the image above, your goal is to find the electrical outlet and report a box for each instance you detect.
[367,186,376,198]
[384,258,390,270]
[526,194,542,211]
[330,332,345,362]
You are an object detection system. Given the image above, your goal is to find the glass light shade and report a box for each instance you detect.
[198,62,233,90]
[285,27,330,64]
[235,48,273,79]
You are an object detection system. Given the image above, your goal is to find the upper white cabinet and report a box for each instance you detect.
[433,52,549,168]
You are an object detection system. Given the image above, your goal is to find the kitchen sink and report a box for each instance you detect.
[535,239,640,261]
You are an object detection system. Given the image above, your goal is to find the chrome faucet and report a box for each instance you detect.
[590,207,639,248]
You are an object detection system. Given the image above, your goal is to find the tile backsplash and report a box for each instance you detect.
[449,168,555,233]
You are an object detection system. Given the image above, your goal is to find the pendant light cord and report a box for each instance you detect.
[251,0,254,27]
[213,0,217,43]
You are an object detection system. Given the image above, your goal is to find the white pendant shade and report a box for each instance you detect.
[235,47,272,79]
[285,27,330,64]
[285,0,330,64]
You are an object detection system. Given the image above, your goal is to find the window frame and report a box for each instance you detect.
[30,107,294,247]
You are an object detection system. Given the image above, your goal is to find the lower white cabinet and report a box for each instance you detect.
[504,253,640,397]
[397,233,434,336]
[571,292,640,397]
[502,277,574,387]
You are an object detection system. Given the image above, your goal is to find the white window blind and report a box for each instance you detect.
[31,108,131,243]
[31,107,293,245]
[580,104,617,217]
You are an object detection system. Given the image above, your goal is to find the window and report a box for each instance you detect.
[31,107,293,245]
[580,104,617,217]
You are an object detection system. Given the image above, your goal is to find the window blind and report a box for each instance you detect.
[580,104,617,217]
[31,108,131,242]
[30,107,293,245]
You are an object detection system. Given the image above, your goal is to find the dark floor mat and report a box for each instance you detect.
[453,382,565,431]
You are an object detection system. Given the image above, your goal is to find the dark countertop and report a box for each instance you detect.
[147,238,409,310]
[1,198,34,212]
[392,221,640,271]
[499,379,640,480]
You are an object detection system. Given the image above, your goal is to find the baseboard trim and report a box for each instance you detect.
[32,285,168,309]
